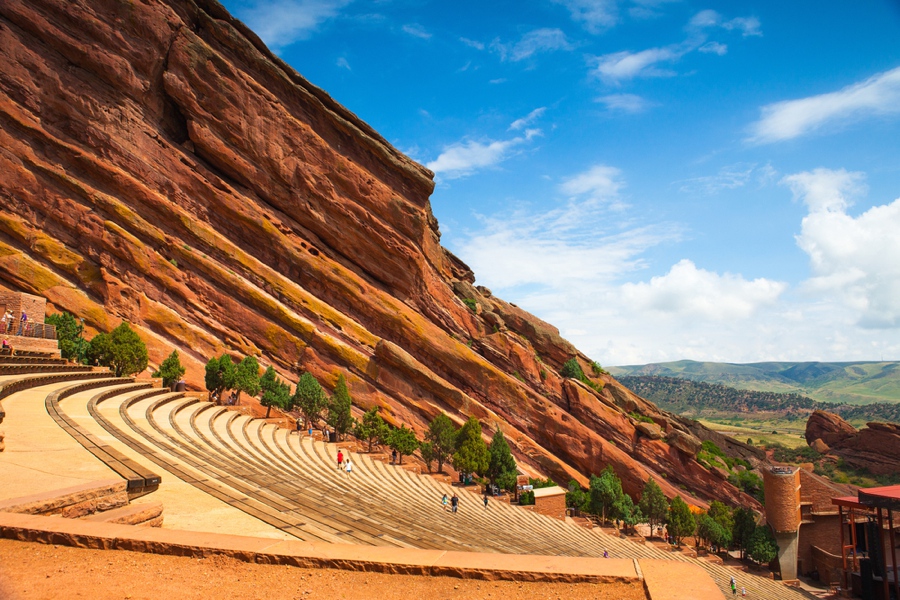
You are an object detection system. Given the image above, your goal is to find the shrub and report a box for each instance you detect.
[561,358,584,379]
[153,350,186,388]
[519,490,535,505]
[462,298,477,312]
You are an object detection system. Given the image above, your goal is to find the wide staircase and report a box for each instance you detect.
[0,354,818,599]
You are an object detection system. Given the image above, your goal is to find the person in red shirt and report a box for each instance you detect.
[336,450,343,470]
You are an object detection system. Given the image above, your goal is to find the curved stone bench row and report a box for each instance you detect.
[41,381,810,600]
[0,355,69,365]
[45,379,163,496]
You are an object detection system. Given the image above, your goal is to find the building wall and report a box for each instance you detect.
[533,493,567,520]
[0,291,46,328]
[763,468,801,532]
[798,514,841,576]
[810,545,843,586]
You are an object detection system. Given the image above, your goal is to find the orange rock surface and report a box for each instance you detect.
[0,0,757,508]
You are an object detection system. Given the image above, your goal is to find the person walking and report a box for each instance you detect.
[16,312,27,336]
[391,449,398,465]
[741,587,746,597]
[308,422,314,437]
[336,450,344,469]
[730,576,737,596]
[483,496,488,509]
[344,457,353,475]
[441,494,448,511]
[451,493,459,514]
[296,418,302,435]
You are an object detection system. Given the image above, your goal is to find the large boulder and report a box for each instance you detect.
[667,430,702,457]
[805,410,856,446]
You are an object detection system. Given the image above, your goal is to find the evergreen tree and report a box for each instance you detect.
[707,500,734,537]
[560,358,585,379]
[352,406,390,452]
[747,525,778,565]
[204,355,234,401]
[231,356,260,403]
[326,374,354,441]
[589,465,625,523]
[292,372,327,427]
[566,480,590,513]
[259,366,290,418]
[666,496,696,545]
[486,428,517,488]
[452,416,489,476]
[153,350,186,388]
[88,322,148,377]
[425,412,457,474]
[419,441,435,472]
[616,493,643,533]
[697,514,731,549]
[639,478,669,534]
[732,507,758,560]
[387,425,419,465]
[46,312,88,363]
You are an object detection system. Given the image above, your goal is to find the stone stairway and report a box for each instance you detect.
[0,367,820,600]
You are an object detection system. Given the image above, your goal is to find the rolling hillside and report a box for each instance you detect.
[609,360,900,405]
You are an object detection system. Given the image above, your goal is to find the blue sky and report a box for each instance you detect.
[217,0,900,366]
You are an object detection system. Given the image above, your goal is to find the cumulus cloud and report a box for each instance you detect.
[596,93,652,113]
[689,10,761,36]
[492,28,573,62]
[749,66,900,143]
[620,259,786,320]
[426,129,541,179]
[401,23,432,39]
[237,0,352,51]
[785,168,900,328]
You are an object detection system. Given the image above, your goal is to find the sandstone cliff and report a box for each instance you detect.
[0,0,757,508]
[805,410,900,476]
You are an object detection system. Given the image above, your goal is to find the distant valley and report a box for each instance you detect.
[609,360,900,406]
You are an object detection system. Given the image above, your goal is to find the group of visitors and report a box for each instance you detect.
[730,576,746,596]
[295,419,331,442]
[335,449,353,475]
[0,310,25,335]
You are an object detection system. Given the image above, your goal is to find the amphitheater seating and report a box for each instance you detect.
[0,360,818,600]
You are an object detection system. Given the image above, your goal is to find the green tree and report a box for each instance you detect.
[728,470,765,503]
[326,374,354,441]
[46,312,88,363]
[292,372,327,427]
[387,425,419,465]
[425,413,457,474]
[697,514,731,550]
[153,350,186,388]
[639,478,669,535]
[204,355,234,402]
[486,428,517,488]
[89,322,148,377]
[747,525,778,566]
[230,356,260,404]
[452,417,489,476]
[666,496,696,545]
[707,501,734,537]
[353,406,390,452]
[419,441,435,472]
[589,465,625,523]
[259,366,290,418]
[566,480,590,513]
[616,493,643,533]
[732,507,758,560]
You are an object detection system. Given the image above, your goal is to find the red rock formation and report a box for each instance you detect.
[805,411,900,476]
[0,0,758,509]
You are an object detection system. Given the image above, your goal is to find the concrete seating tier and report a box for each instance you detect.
[27,378,815,600]
[0,363,97,375]
[0,355,69,365]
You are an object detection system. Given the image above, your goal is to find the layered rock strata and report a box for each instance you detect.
[805,410,900,476]
[0,0,756,508]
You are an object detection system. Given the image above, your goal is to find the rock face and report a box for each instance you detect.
[805,411,900,475]
[0,0,756,509]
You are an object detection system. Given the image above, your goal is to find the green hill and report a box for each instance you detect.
[609,360,900,405]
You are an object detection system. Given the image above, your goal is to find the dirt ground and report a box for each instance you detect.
[0,539,647,600]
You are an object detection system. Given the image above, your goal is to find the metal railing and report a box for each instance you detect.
[2,321,57,340]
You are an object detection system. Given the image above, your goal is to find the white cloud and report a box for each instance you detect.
[677,163,776,195]
[426,129,542,179]
[749,66,900,143]
[460,37,485,50]
[698,41,727,55]
[401,23,432,39]
[509,107,547,131]
[492,28,573,62]
[336,57,351,70]
[689,10,761,36]
[723,16,761,37]
[592,46,682,81]
[560,165,624,200]
[238,0,352,51]
[595,93,652,113]
[552,0,618,33]
[620,259,786,320]
[785,169,900,329]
